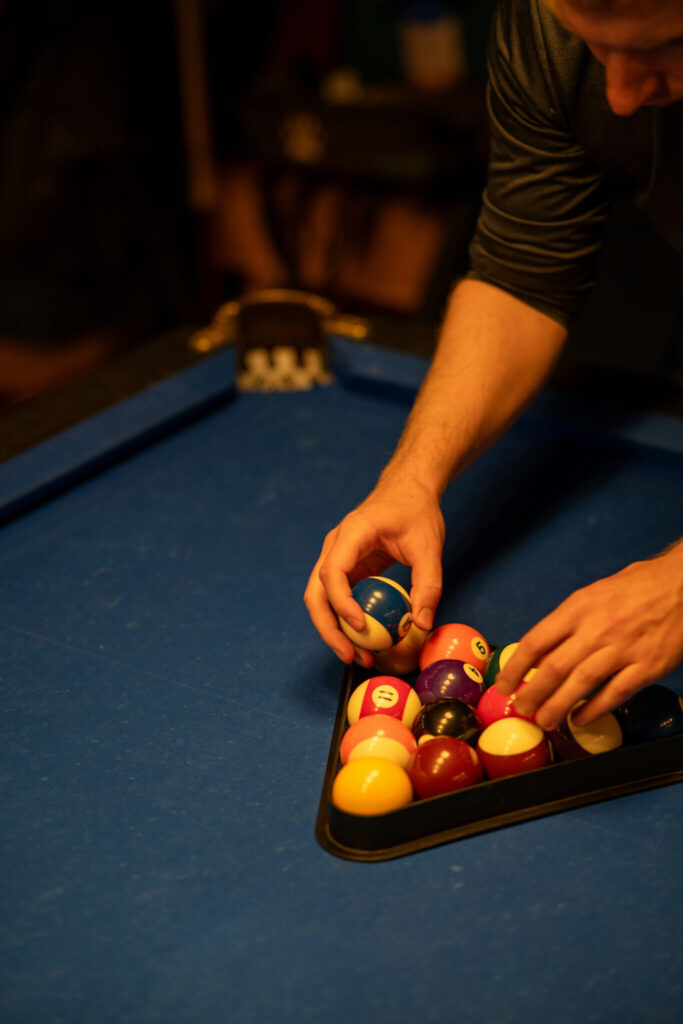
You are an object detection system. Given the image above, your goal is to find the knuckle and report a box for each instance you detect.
[609,680,642,705]
[647,650,675,678]
[540,653,567,681]
[317,561,334,587]
[342,508,368,533]
[321,527,339,550]
[571,663,597,689]
[569,585,590,605]
[419,583,442,603]
[519,634,545,663]
[604,611,628,635]
[566,584,594,609]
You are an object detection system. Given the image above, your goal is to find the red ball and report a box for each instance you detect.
[477,719,551,779]
[346,676,421,728]
[409,736,484,798]
[419,623,490,674]
[476,680,535,727]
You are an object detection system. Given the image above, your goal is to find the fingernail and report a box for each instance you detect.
[535,710,554,730]
[417,608,434,631]
[332,648,349,663]
[345,616,364,632]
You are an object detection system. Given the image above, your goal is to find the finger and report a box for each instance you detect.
[495,614,574,696]
[351,646,376,670]
[319,556,366,631]
[509,638,585,718]
[318,524,393,630]
[303,569,357,663]
[347,551,396,588]
[530,645,623,730]
[570,664,649,726]
[303,575,376,668]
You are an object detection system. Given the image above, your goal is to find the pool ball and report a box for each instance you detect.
[477,680,535,727]
[615,685,683,743]
[419,623,490,674]
[340,714,417,768]
[484,642,516,688]
[339,576,412,651]
[332,756,413,815]
[548,701,623,760]
[409,736,484,798]
[477,719,551,779]
[374,621,431,676]
[483,641,539,690]
[415,659,485,707]
[347,676,422,728]
[412,697,483,748]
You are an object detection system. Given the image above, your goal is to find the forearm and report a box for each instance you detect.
[380,278,567,497]
[305,278,568,655]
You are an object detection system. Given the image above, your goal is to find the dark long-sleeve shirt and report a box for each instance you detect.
[468,0,683,327]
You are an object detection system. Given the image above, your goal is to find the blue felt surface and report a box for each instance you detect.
[0,352,237,524]
[1,345,682,1024]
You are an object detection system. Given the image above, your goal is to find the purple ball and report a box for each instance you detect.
[415,659,485,708]
[549,706,623,761]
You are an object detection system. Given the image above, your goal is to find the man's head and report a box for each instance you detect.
[546,0,683,114]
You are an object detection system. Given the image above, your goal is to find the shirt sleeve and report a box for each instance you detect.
[467,0,609,325]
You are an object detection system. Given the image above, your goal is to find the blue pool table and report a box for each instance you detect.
[1,321,682,1024]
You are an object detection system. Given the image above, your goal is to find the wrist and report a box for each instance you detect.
[377,450,448,502]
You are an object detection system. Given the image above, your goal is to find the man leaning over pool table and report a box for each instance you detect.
[304,0,683,731]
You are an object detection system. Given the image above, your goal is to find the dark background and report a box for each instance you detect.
[0,0,680,408]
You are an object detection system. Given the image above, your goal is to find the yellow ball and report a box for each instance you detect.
[331,757,413,816]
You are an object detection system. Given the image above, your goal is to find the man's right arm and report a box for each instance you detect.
[303,277,567,665]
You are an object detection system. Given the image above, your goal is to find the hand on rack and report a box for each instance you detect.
[495,542,683,728]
